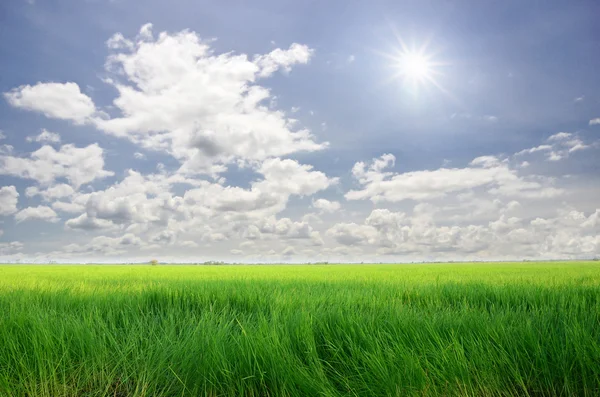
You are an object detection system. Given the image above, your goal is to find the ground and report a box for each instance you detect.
[1,262,599,396]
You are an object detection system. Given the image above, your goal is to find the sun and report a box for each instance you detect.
[393,49,439,87]
[399,52,432,82]
[380,37,447,94]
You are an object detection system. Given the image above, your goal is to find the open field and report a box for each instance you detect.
[0,262,599,396]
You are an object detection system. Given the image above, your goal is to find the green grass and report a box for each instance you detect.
[0,262,599,396]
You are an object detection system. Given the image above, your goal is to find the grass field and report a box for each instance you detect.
[0,262,599,396]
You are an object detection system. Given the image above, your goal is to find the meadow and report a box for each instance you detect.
[0,262,599,396]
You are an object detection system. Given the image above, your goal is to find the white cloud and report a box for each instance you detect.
[4,82,96,124]
[326,222,377,246]
[326,205,600,259]
[134,152,145,159]
[15,206,59,223]
[0,186,19,215]
[26,129,61,144]
[254,43,314,77]
[137,23,154,41]
[589,118,600,126]
[346,153,561,203]
[0,131,5,140]
[65,213,115,230]
[513,132,593,162]
[62,233,142,254]
[0,144,114,188]
[514,145,552,156]
[25,184,75,201]
[95,25,325,174]
[58,157,336,254]
[312,198,340,213]
[347,55,356,63]
[548,132,572,141]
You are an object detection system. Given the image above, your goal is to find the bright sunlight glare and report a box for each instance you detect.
[400,53,431,81]
[380,37,451,97]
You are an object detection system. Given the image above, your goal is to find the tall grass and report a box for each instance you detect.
[0,262,599,396]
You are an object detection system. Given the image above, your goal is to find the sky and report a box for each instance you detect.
[0,0,599,263]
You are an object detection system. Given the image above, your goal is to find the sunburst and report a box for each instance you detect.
[382,36,447,94]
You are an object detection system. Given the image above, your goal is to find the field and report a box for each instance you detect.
[0,262,599,396]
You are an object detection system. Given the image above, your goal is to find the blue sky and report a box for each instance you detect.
[0,0,599,262]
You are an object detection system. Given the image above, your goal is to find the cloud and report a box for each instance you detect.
[26,129,61,144]
[326,205,600,259]
[548,132,572,141]
[514,145,552,156]
[134,152,145,159]
[346,153,561,203]
[0,144,114,188]
[254,43,314,77]
[62,233,142,254]
[513,132,592,162]
[0,131,5,140]
[95,25,325,174]
[15,206,59,223]
[65,213,115,230]
[25,184,75,201]
[312,198,340,213]
[347,55,356,63]
[0,186,19,215]
[0,242,23,256]
[589,118,600,126]
[326,222,377,246]
[4,82,96,124]
[59,157,336,251]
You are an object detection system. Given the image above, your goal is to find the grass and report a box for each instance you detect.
[0,262,599,396]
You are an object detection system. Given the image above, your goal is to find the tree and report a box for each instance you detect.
[150,259,158,266]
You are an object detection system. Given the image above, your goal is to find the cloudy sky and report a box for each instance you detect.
[1,0,599,263]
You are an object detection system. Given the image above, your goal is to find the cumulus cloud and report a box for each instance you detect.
[0,186,19,215]
[346,153,561,203]
[0,144,113,188]
[62,233,142,255]
[65,213,116,231]
[326,205,600,259]
[15,206,59,223]
[589,118,600,126]
[94,25,325,174]
[26,129,61,144]
[254,43,314,77]
[26,184,74,201]
[4,82,96,124]
[312,198,341,213]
